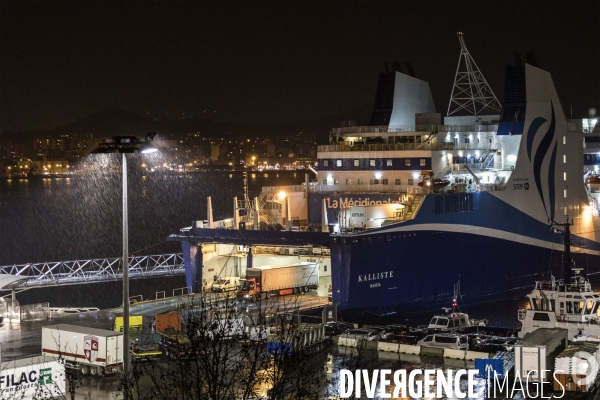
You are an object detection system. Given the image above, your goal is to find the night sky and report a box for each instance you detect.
[1,1,598,132]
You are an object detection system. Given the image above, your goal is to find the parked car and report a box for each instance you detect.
[460,326,518,350]
[386,324,409,335]
[417,333,468,350]
[459,326,518,337]
[363,325,393,339]
[380,331,427,345]
[324,323,344,336]
[336,322,355,331]
[466,333,488,349]
[324,321,355,336]
[472,337,517,353]
[340,329,380,341]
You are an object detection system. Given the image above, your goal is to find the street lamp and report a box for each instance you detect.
[91,133,157,386]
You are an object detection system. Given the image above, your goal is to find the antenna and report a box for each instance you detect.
[452,280,460,312]
[447,32,502,116]
[550,216,574,283]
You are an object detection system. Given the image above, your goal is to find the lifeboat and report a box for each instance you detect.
[418,170,450,189]
[585,174,600,185]
[418,178,451,189]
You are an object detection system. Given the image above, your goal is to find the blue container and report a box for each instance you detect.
[474,358,504,379]
[266,342,292,355]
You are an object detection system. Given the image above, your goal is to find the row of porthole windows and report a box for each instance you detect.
[322,178,415,186]
[323,159,426,167]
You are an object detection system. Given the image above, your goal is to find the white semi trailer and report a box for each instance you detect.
[0,356,65,399]
[41,324,124,376]
[238,262,319,301]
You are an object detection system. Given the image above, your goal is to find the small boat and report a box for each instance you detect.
[417,170,450,189]
[425,281,486,332]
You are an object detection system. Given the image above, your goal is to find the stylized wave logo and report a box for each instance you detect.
[527,102,557,220]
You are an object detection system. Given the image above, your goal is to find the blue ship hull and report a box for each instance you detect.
[330,192,600,311]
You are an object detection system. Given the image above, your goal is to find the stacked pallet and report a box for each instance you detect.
[573,335,600,343]
[553,341,600,392]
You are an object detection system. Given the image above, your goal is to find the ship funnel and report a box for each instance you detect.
[526,52,538,67]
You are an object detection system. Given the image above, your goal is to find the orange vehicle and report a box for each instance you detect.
[154,312,181,333]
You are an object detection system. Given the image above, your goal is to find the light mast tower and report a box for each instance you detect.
[447,32,502,116]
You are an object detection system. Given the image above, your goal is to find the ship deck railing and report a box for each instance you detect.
[534,279,593,293]
[569,121,600,134]
[332,122,593,136]
[331,124,501,136]
[318,142,499,153]
[535,281,558,291]
[307,182,506,194]
[260,185,307,195]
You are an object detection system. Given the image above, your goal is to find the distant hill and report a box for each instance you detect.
[1,104,373,144]
[47,108,159,137]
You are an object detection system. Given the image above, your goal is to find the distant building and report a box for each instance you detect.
[34,133,93,162]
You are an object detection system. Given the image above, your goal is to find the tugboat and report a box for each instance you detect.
[519,217,600,338]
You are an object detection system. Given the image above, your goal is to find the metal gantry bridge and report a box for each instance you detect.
[0,253,185,287]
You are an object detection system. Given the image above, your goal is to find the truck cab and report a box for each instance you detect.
[237,277,258,301]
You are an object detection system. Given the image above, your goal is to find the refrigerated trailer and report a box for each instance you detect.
[238,262,319,302]
[0,356,65,399]
[41,324,124,376]
[514,328,568,383]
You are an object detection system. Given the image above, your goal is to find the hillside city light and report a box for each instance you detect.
[91,133,157,393]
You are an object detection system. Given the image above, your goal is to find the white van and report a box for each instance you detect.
[211,277,240,292]
[417,333,468,350]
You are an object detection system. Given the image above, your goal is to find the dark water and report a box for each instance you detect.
[337,297,529,329]
[0,168,306,265]
[0,167,306,308]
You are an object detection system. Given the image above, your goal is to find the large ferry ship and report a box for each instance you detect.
[172,33,599,314]
[320,34,600,312]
